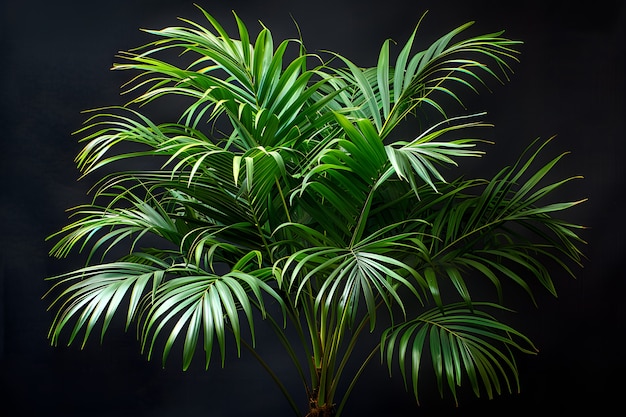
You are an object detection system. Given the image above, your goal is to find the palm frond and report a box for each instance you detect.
[46,261,168,348]
[385,113,490,195]
[140,264,284,370]
[46,256,286,371]
[281,223,429,331]
[323,20,521,138]
[114,10,333,152]
[381,303,536,405]
[47,192,180,264]
[407,138,585,305]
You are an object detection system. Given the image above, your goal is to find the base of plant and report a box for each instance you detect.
[306,402,336,417]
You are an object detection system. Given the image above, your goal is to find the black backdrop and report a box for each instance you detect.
[1,0,624,416]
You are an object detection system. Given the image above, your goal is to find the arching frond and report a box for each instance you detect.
[381,303,536,405]
[323,20,521,137]
[139,265,284,370]
[405,138,586,306]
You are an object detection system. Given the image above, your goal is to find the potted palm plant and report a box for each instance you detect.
[45,6,585,417]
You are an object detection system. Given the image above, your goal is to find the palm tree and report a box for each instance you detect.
[45,6,586,417]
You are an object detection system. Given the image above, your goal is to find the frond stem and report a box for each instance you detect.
[240,338,302,417]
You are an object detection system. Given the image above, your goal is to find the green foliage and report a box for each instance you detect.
[46,6,585,416]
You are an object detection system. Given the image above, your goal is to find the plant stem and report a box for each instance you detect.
[240,337,302,417]
[334,343,381,417]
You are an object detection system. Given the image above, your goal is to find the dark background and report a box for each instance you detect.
[1,0,624,416]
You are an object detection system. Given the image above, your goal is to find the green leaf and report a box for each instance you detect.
[382,303,537,405]
[377,39,391,119]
